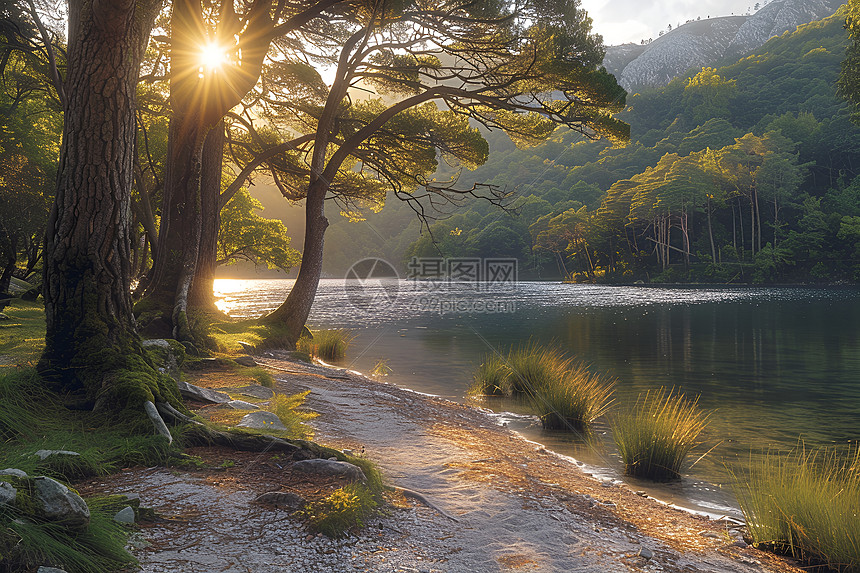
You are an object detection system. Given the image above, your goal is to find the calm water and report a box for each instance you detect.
[215,279,860,517]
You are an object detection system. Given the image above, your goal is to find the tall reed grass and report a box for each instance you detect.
[612,388,709,481]
[530,361,615,431]
[734,446,860,572]
[469,342,614,431]
[297,329,354,360]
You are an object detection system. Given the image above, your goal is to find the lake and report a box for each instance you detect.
[214,278,860,518]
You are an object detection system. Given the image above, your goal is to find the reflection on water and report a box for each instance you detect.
[214,279,860,517]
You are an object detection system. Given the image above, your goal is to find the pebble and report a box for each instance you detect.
[638,547,654,560]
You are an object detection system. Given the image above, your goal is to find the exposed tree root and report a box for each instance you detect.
[388,485,460,522]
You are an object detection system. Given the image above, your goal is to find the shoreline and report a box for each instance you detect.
[256,352,802,572]
[317,357,745,523]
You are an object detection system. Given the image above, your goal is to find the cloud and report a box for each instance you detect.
[581,0,755,45]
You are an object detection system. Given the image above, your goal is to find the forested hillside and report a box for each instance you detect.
[323,5,860,283]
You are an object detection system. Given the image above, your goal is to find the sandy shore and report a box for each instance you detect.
[85,354,803,572]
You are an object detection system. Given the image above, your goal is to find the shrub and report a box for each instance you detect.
[612,388,709,481]
[297,329,354,360]
[734,446,860,572]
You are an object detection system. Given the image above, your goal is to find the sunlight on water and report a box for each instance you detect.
[214,278,860,516]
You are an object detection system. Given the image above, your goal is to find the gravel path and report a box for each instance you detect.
[106,356,800,573]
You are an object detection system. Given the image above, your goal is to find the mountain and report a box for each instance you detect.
[604,0,844,91]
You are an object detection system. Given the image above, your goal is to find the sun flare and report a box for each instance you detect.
[199,41,228,72]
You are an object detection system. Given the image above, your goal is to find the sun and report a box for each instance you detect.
[198,41,229,72]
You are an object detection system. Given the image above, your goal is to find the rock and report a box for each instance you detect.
[638,547,654,560]
[176,380,230,404]
[113,506,136,524]
[0,468,27,478]
[254,491,305,509]
[142,339,186,380]
[33,476,90,528]
[234,355,257,367]
[0,481,16,506]
[33,449,80,461]
[225,400,259,410]
[699,530,722,539]
[37,567,69,573]
[236,385,275,399]
[237,411,286,431]
[291,459,367,483]
[732,539,749,548]
[20,287,39,301]
[606,0,843,91]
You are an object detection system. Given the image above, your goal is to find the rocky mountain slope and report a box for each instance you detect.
[604,0,844,91]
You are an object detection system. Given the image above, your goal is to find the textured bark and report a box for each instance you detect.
[261,180,328,342]
[142,0,275,341]
[189,120,225,312]
[39,0,170,410]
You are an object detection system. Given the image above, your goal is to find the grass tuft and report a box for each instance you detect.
[469,342,614,431]
[303,483,378,538]
[612,388,710,481]
[733,445,860,572]
[266,391,318,440]
[1,498,136,573]
[530,361,615,431]
[297,329,354,360]
[245,366,275,388]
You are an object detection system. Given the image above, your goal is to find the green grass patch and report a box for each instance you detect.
[297,329,354,360]
[612,388,710,481]
[469,353,515,396]
[206,318,282,353]
[266,391,318,440]
[529,361,615,431]
[303,483,378,538]
[246,366,275,388]
[1,509,135,573]
[469,342,614,431]
[734,446,860,572]
[0,299,46,367]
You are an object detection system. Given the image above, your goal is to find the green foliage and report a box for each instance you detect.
[369,358,392,377]
[734,446,860,572]
[242,366,274,388]
[612,388,710,481]
[469,353,514,396]
[529,361,615,431]
[1,510,135,573]
[325,5,860,283]
[265,391,318,440]
[469,343,614,430]
[218,188,301,272]
[0,299,46,366]
[297,329,354,360]
[303,483,378,538]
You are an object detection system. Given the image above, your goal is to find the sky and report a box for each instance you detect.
[579,0,764,45]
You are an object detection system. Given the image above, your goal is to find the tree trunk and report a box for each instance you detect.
[706,197,716,264]
[0,252,15,295]
[260,179,328,344]
[189,120,226,313]
[39,0,178,413]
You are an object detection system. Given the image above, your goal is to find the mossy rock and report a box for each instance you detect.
[142,339,186,381]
